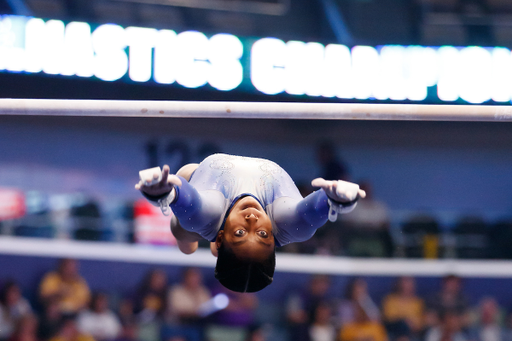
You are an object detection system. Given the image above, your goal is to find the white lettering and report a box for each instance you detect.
[459,47,492,104]
[61,22,94,77]
[351,46,379,100]
[251,38,286,95]
[42,20,65,75]
[92,24,128,82]
[153,29,177,84]
[491,48,512,102]
[174,31,209,88]
[208,33,243,91]
[324,44,352,99]
[437,46,460,102]
[126,26,157,82]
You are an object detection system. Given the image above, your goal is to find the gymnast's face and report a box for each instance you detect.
[217,196,274,260]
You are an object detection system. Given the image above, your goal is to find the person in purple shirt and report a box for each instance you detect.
[136,154,365,293]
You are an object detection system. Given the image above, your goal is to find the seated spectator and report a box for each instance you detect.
[309,302,336,341]
[113,321,140,341]
[49,317,94,341]
[167,268,211,325]
[382,277,424,336]
[468,297,505,341]
[504,311,512,341]
[245,325,266,341]
[339,302,388,341]
[337,278,380,328]
[38,298,63,341]
[212,285,258,328]
[117,299,135,326]
[8,314,39,341]
[0,280,33,340]
[134,269,167,323]
[425,309,468,341]
[39,259,91,315]
[286,275,332,341]
[426,275,470,328]
[76,292,122,341]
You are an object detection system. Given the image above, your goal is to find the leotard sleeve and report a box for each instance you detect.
[142,176,225,241]
[270,189,356,246]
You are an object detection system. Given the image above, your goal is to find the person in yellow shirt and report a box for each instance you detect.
[339,303,388,341]
[382,277,424,335]
[39,259,91,315]
[49,317,95,341]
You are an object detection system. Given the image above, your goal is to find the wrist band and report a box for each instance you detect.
[327,196,359,222]
[157,188,176,216]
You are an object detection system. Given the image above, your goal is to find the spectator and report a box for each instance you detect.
[0,281,33,340]
[167,267,211,325]
[316,141,350,181]
[340,181,393,257]
[212,286,258,327]
[309,302,336,341]
[38,298,63,341]
[245,325,266,341]
[426,275,469,327]
[39,259,91,315]
[337,278,380,328]
[134,269,167,323]
[425,309,468,341]
[8,314,39,341]
[382,277,424,336]
[286,275,332,341]
[504,312,512,341]
[468,297,505,341]
[76,292,122,341]
[113,322,139,341]
[49,317,94,341]
[117,299,135,326]
[339,302,388,341]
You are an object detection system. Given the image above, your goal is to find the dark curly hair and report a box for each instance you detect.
[214,243,275,293]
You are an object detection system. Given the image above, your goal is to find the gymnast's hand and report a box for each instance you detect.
[135,165,182,197]
[311,178,366,203]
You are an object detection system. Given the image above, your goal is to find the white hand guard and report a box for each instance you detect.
[311,178,364,222]
[326,197,356,222]
[139,166,177,216]
[156,189,176,216]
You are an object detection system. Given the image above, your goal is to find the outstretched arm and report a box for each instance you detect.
[136,164,223,251]
[311,178,366,222]
[272,179,365,246]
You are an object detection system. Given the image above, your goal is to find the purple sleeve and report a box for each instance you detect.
[169,176,224,239]
[272,190,330,246]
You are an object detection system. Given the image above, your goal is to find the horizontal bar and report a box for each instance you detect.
[1,237,511,278]
[1,99,512,121]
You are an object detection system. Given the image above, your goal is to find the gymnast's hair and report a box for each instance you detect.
[215,243,275,293]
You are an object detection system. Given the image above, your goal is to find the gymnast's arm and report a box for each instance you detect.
[136,165,223,240]
[272,179,365,245]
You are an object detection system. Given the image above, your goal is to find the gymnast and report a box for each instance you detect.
[135,154,366,293]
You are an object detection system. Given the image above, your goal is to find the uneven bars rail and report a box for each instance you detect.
[1,237,511,278]
[1,99,512,121]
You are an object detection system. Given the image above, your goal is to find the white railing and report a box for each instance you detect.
[0,99,512,121]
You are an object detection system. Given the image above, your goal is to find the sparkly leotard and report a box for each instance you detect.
[156,154,356,246]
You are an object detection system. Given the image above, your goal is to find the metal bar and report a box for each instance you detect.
[1,236,511,277]
[1,99,512,121]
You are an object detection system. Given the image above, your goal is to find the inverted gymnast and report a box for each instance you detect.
[135,154,366,293]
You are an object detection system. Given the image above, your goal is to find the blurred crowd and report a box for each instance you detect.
[1,258,512,341]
